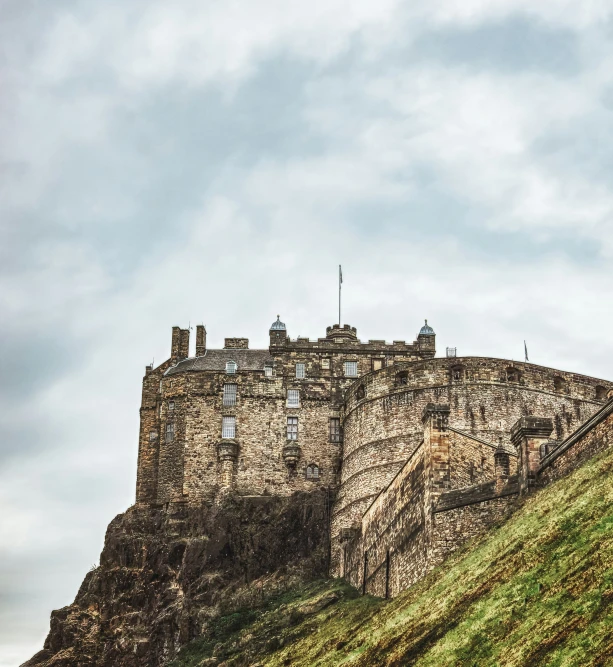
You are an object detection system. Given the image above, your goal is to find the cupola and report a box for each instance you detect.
[269,315,287,347]
[419,320,435,336]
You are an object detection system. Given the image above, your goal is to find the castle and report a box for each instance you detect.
[136,318,613,597]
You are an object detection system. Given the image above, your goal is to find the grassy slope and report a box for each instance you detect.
[171,444,613,667]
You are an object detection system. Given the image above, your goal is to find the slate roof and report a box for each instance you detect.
[165,349,274,375]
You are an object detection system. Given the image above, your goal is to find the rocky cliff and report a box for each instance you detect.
[24,490,332,667]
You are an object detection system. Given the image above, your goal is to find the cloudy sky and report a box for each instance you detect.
[2,1,613,664]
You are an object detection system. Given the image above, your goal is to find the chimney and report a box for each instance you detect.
[196,325,207,356]
[171,326,190,362]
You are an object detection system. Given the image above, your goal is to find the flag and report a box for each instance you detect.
[339,265,343,284]
[524,340,529,363]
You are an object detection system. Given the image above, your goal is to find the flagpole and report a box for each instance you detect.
[339,265,342,325]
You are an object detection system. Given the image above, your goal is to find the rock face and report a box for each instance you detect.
[24,490,332,667]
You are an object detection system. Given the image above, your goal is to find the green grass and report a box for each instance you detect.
[171,444,613,666]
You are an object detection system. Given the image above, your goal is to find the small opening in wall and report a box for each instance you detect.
[506,367,520,383]
[356,385,365,400]
[396,371,409,386]
[596,385,607,401]
[554,376,567,392]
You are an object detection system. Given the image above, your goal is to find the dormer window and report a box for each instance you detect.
[226,360,237,374]
[264,365,273,377]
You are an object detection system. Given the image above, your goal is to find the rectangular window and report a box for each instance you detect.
[165,422,174,443]
[149,429,158,442]
[168,400,175,411]
[344,361,358,377]
[264,365,273,377]
[222,416,236,439]
[223,383,237,406]
[329,418,342,443]
[321,358,330,370]
[372,359,383,371]
[287,416,298,440]
[295,363,305,379]
[287,389,300,407]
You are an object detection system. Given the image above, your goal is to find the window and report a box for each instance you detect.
[295,363,305,379]
[222,416,236,439]
[264,365,273,377]
[149,429,158,442]
[344,361,358,377]
[554,376,567,392]
[168,400,175,411]
[451,366,464,382]
[165,422,174,443]
[396,371,409,386]
[596,385,607,401]
[306,464,320,480]
[287,389,300,407]
[287,416,298,440]
[372,358,383,372]
[225,360,237,374]
[321,358,330,370]
[356,385,365,400]
[329,418,342,443]
[223,383,237,406]
[506,367,520,383]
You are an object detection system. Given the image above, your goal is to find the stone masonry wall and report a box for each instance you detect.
[539,400,613,486]
[331,357,609,577]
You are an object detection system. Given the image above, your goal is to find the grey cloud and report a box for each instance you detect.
[410,16,581,74]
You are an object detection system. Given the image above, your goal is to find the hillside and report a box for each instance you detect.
[171,442,613,666]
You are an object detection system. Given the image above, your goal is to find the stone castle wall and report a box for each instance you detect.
[136,320,435,506]
[135,319,612,602]
[332,356,609,576]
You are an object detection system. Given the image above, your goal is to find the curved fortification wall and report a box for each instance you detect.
[331,357,609,557]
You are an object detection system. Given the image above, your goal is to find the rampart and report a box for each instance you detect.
[340,388,613,598]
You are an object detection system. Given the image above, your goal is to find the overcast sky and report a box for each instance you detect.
[2,1,613,664]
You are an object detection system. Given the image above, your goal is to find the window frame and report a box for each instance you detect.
[225,360,237,374]
[165,422,175,443]
[287,416,298,441]
[295,363,306,379]
[344,361,358,377]
[222,416,236,439]
[287,389,300,407]
[329,417,342,443]
[264,365,273,377]
[223,383,237,406]
[306,464,320,481]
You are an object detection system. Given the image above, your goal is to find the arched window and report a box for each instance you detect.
[356,385,365,400]
[396,371,409,386]
[554,376,567,393]
[596,385,607,401]
[306,464,320,481]
[506,367,520,383]
[225,360,237,374]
